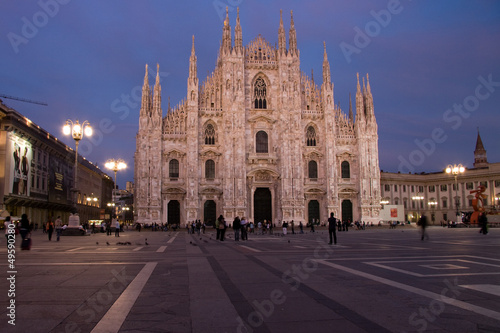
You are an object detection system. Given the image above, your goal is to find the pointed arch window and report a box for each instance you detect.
[204,123,215,145]
[306,126,317,146]
[341,161,350,179]
[256,131,268,153]
[308,160,318,179]
[254,77,267,109]
[205,159,215,179]
[169,159,179,179]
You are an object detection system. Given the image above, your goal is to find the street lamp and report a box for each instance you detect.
[63,119,92,211]
[412,194,424,222]
[105,159,127,201]
[445,164,465,222]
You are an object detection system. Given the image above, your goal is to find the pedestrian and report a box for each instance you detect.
[233,216,241,241]
[19,213,30,241]
[479,212,488,235]
[291,220,295,234]
[240,217,248,240]
[218,215,226,241]
[418,214,429,241]
[46,218,54,241]
[299,221,304,234]
[310,221,315,233]
[282,220,288,235]
[55,216,63,241]
[215,216,221,240]
[328,212,337,245]
[115,218,120,237]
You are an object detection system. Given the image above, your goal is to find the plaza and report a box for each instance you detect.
[1,225,499,332]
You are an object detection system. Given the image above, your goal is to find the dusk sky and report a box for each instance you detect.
[1,0,500,189]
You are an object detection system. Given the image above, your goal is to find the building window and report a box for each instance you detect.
[468,199,473,207]
[395,198,399,205]
[403,185,406,192]
[480,181,488,188]
[254,77,267,109]
[429,185,435,193]
[341,161,350,179]
[441,184,447,191]
[256,131,268,153]
[205,160,215,179]
[411,185,415,192]
[419,186,424,192]
[204,124,215,145]
[442,199,447,208]
[394,185,398,192]
[403,199,407,209]
[495,180,500,187]
[306,126,316,146]
[308,160,318,179]
[412,201,415,209]
[169,159,179,178]
[384,184,390,192]
[466,182,474,190]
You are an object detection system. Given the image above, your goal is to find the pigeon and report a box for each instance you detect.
[96,242,99,245]
[145,238,149,245]
[106,241,110,245]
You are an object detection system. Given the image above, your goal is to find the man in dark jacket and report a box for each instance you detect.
[328,213,337,245]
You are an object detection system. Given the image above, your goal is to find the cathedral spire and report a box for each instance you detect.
[140,64,150,117]
[278,9,287,56]
[349,92,354,124]
[289,10,297,56]
[234,7,243,54]
[152,63,162,121]
[474,129,488,168]
[221,6,232,55]
[189,35,198,85]
[355,72,365,123]
[322,41,331,86]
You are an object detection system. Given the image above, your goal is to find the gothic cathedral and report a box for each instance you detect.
[134,9,381,226]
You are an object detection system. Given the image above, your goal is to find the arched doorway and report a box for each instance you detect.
[204,200,216,226]
[308,200,320,224]
[254,188,272,224]
[342,200,353,222]
[167,200,180,225]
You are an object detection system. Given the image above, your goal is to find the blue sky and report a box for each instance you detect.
[1,0,500,188]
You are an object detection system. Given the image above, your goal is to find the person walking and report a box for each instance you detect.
[115,218,121,237]
[233,216,241,241]
[418,214,429,241]
[282,221,288,235]
[55,216,63,241]
[299,221,304,234]
[328,212,338,245]
[218,215,226,241]
[46,218,54,241]
[215,216,221,240]
[479,212,488,235]
[19,214,30,241]
[291,220,295,234]
[240,217,248,240]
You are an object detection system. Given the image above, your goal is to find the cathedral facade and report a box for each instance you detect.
[134,9,381,226]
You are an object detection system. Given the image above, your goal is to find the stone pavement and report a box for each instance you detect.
[1,225,500,332]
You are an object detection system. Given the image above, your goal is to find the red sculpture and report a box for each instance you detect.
[470,185,486,224]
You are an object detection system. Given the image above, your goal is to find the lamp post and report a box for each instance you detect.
[63,119,92,211]
[105,159,127,201]
[412,194,424,222]
[445,164,465,222]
